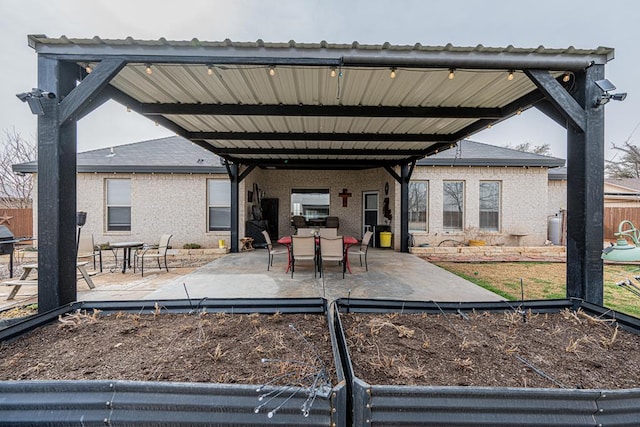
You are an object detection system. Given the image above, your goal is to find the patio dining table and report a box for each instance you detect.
[277,235,358,274]
[109,241,144,273]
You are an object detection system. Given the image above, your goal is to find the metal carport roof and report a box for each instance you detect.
[28,35,613,169]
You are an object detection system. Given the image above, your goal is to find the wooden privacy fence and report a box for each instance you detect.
[0,208,33,238]
[604,207,640,241]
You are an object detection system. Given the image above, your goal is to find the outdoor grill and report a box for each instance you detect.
[0,225,20,278]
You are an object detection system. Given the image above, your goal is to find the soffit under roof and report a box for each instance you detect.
[29,36,614,170]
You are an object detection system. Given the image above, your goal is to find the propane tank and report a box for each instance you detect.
[547,213,562,245]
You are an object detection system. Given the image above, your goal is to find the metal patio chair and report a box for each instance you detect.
[134,234,172,277]
[348,230,373,271]
[291,235,316,278]
[262,230,288,271]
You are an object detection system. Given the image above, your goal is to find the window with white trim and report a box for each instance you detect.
[479,181,500,231]
[443,181,464,231]
[208,179,231,231]
[106,179,131,231]
[409,180,428,232]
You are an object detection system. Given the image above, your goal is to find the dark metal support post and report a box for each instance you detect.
[400,163,410,253]
[566,65,605,305]
[230,163,239,253]
[37,57,78,313]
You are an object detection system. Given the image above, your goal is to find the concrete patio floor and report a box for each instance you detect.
[0,248,502,310]
[143,248,502,302]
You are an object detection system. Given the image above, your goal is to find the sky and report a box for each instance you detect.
[0,0,638,162]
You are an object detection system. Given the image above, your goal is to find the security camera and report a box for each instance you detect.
[611,93,627,102]
[15,92,30,102]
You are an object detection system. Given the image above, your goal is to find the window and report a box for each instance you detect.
[291,189,330,221]
[208,179,231,230]
[409,181,428,232]
[106,179,131,231]
[479,181,500,231]
[443,181,464,231]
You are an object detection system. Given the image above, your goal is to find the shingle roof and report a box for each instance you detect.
[417,140,565,167]
[14,137,565,173]
[13,136,226,174]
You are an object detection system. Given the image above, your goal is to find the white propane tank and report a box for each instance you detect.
[548,213,562,245]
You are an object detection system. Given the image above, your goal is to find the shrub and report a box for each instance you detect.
[183,243,202,249]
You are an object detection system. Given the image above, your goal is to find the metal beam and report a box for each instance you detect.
[534,99,569,129]
[229,163,239,253]
[191,131,446,142]
[36,57,78,313]
[525,69,586,132]
[566,65,605,305]
[384,166,402,184]
[238,165,256,182]
[141,103,503,119]
[59,58,126,123]
[212,147,431,156]
[400,163,410,253]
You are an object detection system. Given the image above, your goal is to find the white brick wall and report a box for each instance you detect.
[30,165,558,250]
[408,166,550,247]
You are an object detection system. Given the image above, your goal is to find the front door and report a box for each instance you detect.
[362,191,379,237]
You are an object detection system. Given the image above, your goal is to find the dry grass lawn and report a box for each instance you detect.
[432,262,640,317]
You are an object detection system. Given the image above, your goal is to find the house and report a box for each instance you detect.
[14,137,565,250]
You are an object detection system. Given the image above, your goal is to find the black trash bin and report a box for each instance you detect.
[373,224,391,248]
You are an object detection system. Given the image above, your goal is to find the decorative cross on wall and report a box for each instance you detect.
[338,188,352,207]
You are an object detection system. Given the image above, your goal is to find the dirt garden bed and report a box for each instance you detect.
[0,310,336,387]
[340,308,640,390]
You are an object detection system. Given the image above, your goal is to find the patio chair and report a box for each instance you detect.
[325,216,339,229]
[296,228,316,236]
[77,234,102,272]
[318,228,337,238]
[262,230,288,271]
[319,236,345,297]
[292,215,307,230]
[134,234,172,277]
[348,230,373,271]
[291,235,316,278]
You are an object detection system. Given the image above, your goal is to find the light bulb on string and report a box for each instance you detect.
[448,68,455,80]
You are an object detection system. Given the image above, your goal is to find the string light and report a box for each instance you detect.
[126,106,131,113]
[85,63,93,74]
[507,70,514,81]
[330,67,337,78]
[448,68,455,80]
[562,72,571,82]
[145,64,153,75]
[389,67,397,79]
[207,65,213,76]
[487,123,492,129]
[269,65,276,76]
[516,108,522,115]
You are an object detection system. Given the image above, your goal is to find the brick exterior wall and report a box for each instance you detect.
[407,166,551,247]
[29,166,560,250]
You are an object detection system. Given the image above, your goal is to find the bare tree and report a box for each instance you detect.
[505,142,552,156]
[605,122,640,178]
[0,129,36,208]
